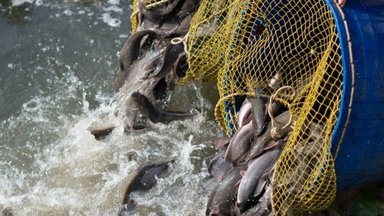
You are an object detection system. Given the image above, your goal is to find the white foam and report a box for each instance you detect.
[35,0,43,6]
[11,0,33,6]
[101,13,121,27]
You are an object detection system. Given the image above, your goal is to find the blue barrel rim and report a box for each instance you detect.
[325,0,355,160]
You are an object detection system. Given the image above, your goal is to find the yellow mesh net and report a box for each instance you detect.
[130,0,139,33]
[186,0,342,214]
[183,0,245,81]
[130,0,178,33]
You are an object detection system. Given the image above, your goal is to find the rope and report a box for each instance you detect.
[171,32,191,59]
[145,0,172,9]
[268,86,296,133]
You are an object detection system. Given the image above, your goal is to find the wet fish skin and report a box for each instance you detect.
[212,136,230,150]
[89,125,116,140]
[237,146,282,213]
[122,160,173,205]
[131,92,193,124]
[206,185,219,216]
[248,97,266,136]
[114,47,166,128]
[224,121,254,164]
[242,185,272,216]
[247,124,273,161]
[238,98,252,128]
[114,29,157,91]
[247,111,290,161]
[145,43,184,79]
[208,147,234,182]
[206,167,243,216]
[139,0,182,24]
[1,207,13,216]
[270,111,292,141]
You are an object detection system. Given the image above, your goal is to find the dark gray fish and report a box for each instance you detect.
[206,185,219,216]
[224,121,255,164]
[114,29,157,90]
[252,170,271,199]
[247,111,290,161]
[131,92,193,124]
[167,53,188,91]
[114,47,166,128]
[270,111,292,141]
[176,0,200,18]
[212,136,230,150]
[268,101,287,119]
[238,98,252,128]
[145,43,184,79]
[247,124,273,161]
[237,146,282,212]
[248,97,266,136]
[206,167,243,216]
[139,0,182,23]
[119,160,173,215]
[208,147,234,182]
[242,185,272,216]
[89,125,116,140]
[1,207,13,216]
[122,160,173,203]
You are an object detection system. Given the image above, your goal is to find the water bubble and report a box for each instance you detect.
[63,9,73,16]
[101,13,121,28]
[11,0,33,6]
[35,0,43,6]
[108,0,120,5]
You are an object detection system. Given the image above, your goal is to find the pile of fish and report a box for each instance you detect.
[206,93,294,216]
[112,0,200,131]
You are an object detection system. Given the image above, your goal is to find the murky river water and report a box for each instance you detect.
[0,0,221,214]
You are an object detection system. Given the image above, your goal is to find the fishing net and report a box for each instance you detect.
[130,0,173,32]
[186,0,342,214]
[182,0,245,81]
[130,0,139,32]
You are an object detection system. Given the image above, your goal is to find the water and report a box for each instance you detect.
[0,0,221,214]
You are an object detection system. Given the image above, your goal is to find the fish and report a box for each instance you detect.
[139,0,182,24]
[119,160,173,214]
[252,168,273,199]
[167,53,188,91]
[89,125,116,140]
[242,185,272,216]
[224,121,255,164]
[206,167,243,216]
[144,42,185,79]
[1,207,13,216]
[114,45,166,128]
[131,92,193,124]
[270,111,293,141]
[237,145,283,213]
[114,29,158,91]
[123,160,174,204]
[267,101,287,119]
[208,147,234,182]
[238,98,252,128]
[212,136,230,150]
[248,96,267,136]
[206,185,219,216]
[246,111,291,161]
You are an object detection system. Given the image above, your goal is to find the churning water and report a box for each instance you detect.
[0,0,221,214]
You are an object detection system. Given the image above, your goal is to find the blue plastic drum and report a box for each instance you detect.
[327,0,384,190]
